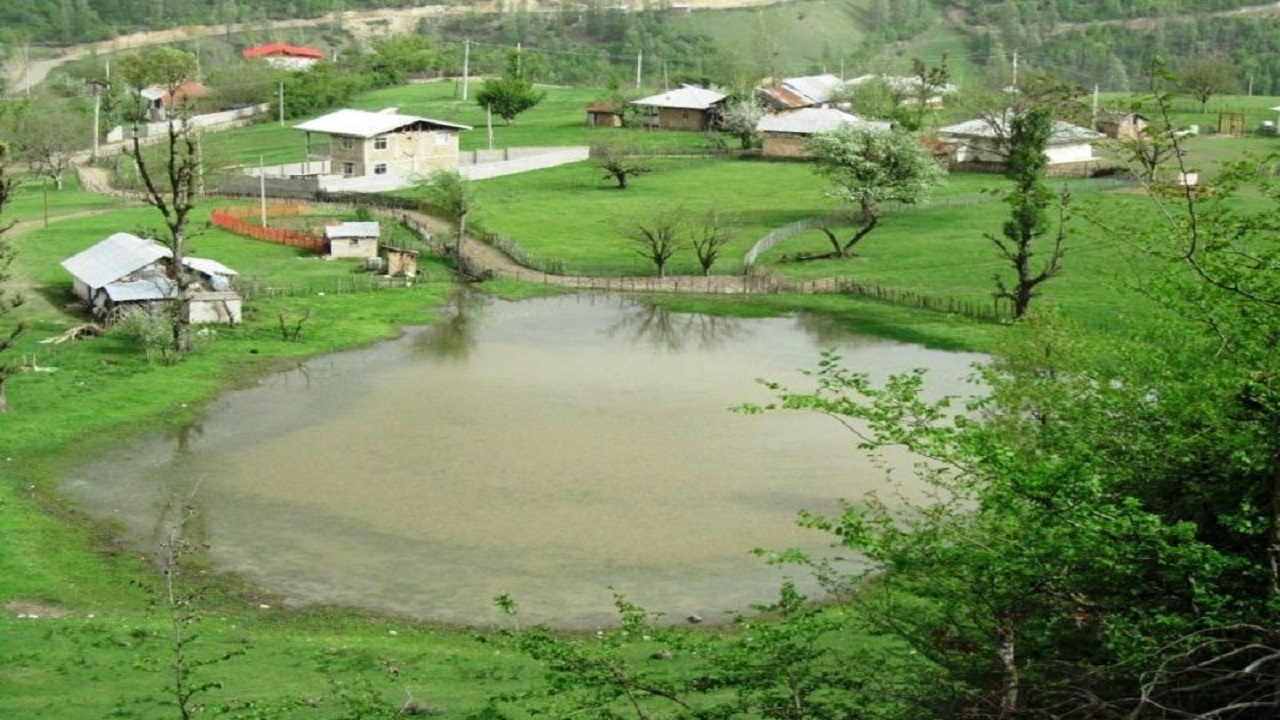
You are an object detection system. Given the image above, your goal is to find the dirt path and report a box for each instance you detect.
[395,208,787,294]
[2,0,782,96]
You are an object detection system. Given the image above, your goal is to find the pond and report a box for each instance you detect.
[61,294,985,627]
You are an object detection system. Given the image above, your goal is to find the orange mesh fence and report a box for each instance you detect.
[210,205,326,253]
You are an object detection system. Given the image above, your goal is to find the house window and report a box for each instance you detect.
[341,162,355,176]
[374,136,388,150]
[374,163,387,175]
[340,138,354,150]
[681,110,690,120]
[435,131,450,146]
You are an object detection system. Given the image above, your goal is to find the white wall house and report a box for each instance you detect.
[324,221,380,260]
[937,114,1104,166]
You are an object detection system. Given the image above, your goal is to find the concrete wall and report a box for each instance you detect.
[329,237,379,259]
[106,104,269,143]
[327,128,461,177]
[459,147,589,180]
[761,134,808,158]
[188,292,242,325]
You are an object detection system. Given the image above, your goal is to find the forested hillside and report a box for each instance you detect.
[0,0,429,43]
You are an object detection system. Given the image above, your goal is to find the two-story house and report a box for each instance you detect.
[293,108,473,178]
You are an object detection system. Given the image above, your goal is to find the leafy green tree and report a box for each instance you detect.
[415,168,478,262]
[719,97,766,151]
[475,50,546,126]
[989,106,1068,319]
[6,96,90,190]
[1178,55,1241,111]
[804,126,944,258]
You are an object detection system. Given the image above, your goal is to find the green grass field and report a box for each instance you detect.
[4,72,1278,717]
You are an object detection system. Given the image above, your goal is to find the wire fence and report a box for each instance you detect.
[237,274,426,301]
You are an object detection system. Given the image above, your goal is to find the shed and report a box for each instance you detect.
[585,100,625,127]
[382,246,420,277]
[1095,111,1149,140]
[325,221,381,259]
[61,232,242,324]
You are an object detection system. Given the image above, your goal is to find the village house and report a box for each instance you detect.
[842,74,959,109]
[61,232,242,324]
[757,74,845,111]
[1095,111,1149,140]
[756,107,890,158]
[584,100,625,127]
[937,113,1104,168]
[324,221,380,260]
[631,85,726,131]
[294,108,472,178]
[242,42,324,70]
[138,81,211,121]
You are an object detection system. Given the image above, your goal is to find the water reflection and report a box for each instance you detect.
[61,295,985,627]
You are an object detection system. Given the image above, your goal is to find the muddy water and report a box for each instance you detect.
[61,295,984,627]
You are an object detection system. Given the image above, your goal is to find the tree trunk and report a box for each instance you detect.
[995,611,1020,718]
[0,373,8,413]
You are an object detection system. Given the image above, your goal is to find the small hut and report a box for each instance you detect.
[382,246,420,277]
[324,221,380,259]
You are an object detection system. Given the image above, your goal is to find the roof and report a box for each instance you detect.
[294,108,472,137]
[324,222,381,239]
[756,108,889,135]
[585,101,624,113]
[843,74,959,97]
[938,114,1104,144]
[779,74,843,104]
[243,42,324,60]
[61,233,170,289]
[184,257,239,277]
[103,278,178,302]
[631,85,726,110]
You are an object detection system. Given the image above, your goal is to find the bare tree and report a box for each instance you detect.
[0,142,22,412]
[592,139,652,190]
[117,47,202,356]
[628,208,684,277]
[690,207,735,276]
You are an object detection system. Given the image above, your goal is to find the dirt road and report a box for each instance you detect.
[2,0,781,96]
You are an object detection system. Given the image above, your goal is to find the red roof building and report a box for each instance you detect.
[242,42,324,69]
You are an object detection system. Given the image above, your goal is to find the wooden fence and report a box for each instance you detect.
[209,204,326,253]
[238,274,425,301]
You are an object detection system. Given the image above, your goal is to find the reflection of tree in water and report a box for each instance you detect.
[606,301,748,352]
[414,288,492,361]
[147,419,210,557]
[792,312,857,347]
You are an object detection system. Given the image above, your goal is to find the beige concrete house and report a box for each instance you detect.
[294,108,472,178]
[756,108,890,158]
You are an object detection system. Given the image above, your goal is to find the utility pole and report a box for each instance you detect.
[259,155,267,228]
[1012,50,1019,89]
[462,38,470,101]
[278,81,284,126]
[635,50,642,89]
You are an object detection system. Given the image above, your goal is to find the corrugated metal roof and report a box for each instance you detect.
[185,257,238,277]
[938,114,1103,144]
[103,278,177,303]
[324,221,381,239]
[293,109,471,138]
[780,74,843,105]
[757,108,889,135]
[61,233,170,290]
[243,42,324,59]
[631,85,726,110]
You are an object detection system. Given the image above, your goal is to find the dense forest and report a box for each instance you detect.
[957,0,1278,23]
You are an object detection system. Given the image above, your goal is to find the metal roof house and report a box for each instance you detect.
[631,85,727,130]
[61,233,241,324]
[757,74,845,111]
[294,108,472,178]
[324,221,381,260]
[937,114,1105,167]
[756,108,890,158]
